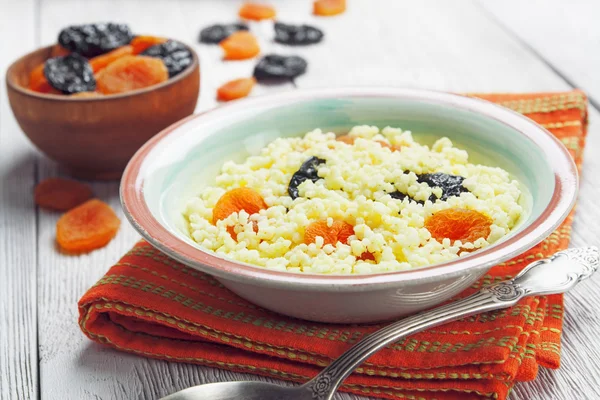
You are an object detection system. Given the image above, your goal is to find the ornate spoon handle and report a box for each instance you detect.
[303,247,599,400]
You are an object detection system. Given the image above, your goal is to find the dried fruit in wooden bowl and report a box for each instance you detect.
[141,40,193,77]
[131,35,168,54]
[95,55,168,94]
[89,45,134,72]
[24,23,194,96]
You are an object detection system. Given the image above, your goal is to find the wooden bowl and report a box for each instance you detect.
[6,44,200,180]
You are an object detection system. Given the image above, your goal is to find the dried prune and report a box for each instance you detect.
[388,172,468,205]
[389,191,413,202]
[288,156,325,199]
[44,54,96,94]
[274,22,324,45]
[253,54,307,81]
[58,23,133,57]
[417,172,468,201]
[141,40,193,77]
[199,23,249,44]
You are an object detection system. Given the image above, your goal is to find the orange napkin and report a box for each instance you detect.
[79,91,588,400]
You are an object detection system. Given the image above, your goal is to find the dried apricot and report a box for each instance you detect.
[213,188,268,237]
[34,178,93,211]
[220,31,260,60]
[304,220,354,246]
[217,77,256,101]
[28,63,60,94]
[313,0,346,16]
[425,208,492,244]
[89,45,133,72]
[131,35,168,54]
[56,199,121,253]
[95,55,168,94]
[238,3,276,21]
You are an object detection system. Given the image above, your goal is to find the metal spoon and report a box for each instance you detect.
[161,247,599,400]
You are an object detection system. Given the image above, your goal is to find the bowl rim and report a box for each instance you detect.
[5,42,199,101]
[121,87,578,291]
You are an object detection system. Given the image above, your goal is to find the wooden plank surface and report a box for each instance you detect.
[1,0,599,399]
[480,0,600,107]
[0,1,39,399]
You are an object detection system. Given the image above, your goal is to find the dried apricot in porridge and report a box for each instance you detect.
[184,126,524,274]
[304,219,354,246]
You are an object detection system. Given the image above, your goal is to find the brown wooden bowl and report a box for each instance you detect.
[6,44,200,180]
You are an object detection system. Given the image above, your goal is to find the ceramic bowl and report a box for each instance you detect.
[6,44,200,180]
[121,88,577,323]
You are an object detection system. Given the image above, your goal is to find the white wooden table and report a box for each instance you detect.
[2,1,599,399]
